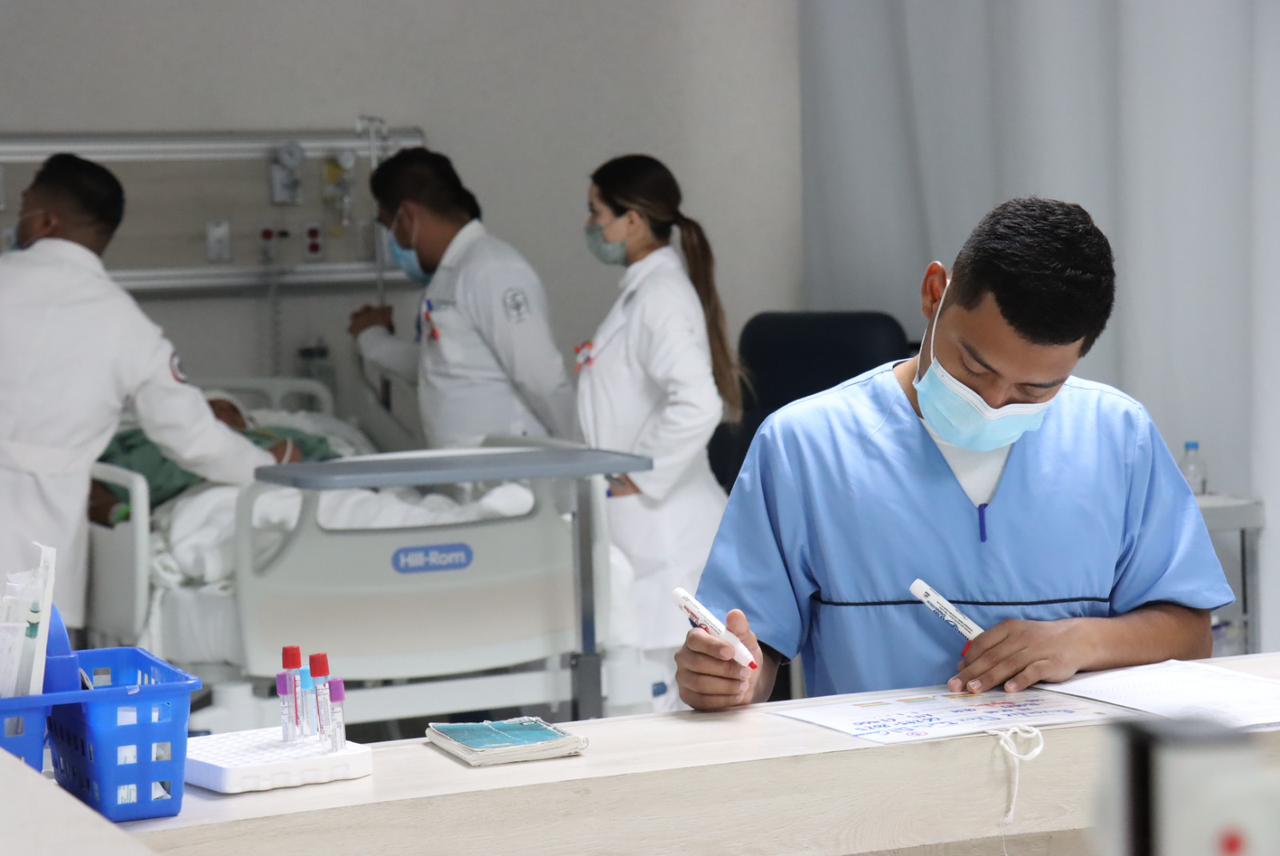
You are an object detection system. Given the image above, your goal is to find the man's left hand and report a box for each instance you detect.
[270,439,302,464]
[348,305,394,337]
[606,475,641,497]
[948,618,1093,694]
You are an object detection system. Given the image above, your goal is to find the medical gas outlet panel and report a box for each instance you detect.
[0,126,423,293]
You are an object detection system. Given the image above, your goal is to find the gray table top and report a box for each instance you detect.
[255,446,653,490]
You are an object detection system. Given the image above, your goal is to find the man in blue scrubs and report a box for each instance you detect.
[677,198,1234,709]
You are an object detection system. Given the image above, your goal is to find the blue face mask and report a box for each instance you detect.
[584,223,628,267]
[913,281,1054,452]
[8,209,44,251]
[385,214,433,285]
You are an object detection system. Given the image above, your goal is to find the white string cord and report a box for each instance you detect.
[987,725,1045,855]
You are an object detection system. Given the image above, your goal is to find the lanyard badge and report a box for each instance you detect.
[422,299,441,342]
[574,340,594,373]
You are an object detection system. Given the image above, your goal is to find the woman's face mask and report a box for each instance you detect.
[584,220,628,266]
[584,187,630,267]
[913,281,1054,451]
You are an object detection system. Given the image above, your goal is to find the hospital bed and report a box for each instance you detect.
[87,376,648,730]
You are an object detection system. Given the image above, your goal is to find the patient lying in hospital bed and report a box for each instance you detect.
[89,391,536,666]
[89,392,344,522]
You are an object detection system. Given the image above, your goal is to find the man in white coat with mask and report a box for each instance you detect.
[0,154,296,630]
[349,148,575,448]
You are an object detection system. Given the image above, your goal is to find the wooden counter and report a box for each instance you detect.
[7,654,1280,855]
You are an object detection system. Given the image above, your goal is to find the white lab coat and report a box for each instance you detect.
[0,239,274,627]
[357,220,575,448]
[577,246,728,652]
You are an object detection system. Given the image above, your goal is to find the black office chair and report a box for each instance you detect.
[708,311,912,491]
[704,311,911,702]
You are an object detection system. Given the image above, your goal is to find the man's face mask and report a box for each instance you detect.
[913,281,1054,452]
[386,208,433,285]
[11,209,48,250]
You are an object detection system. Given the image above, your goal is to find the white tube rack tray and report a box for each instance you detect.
[184,728,372,794]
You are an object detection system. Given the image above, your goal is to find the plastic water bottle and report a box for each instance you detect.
[1180,441,1208,495]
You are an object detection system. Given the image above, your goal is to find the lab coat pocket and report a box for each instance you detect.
[605,493,673,581]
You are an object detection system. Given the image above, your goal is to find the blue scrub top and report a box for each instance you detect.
[697,363,1234,697]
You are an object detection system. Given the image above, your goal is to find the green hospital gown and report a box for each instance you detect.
[99,426,336,508]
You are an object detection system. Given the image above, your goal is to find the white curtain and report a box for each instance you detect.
[800,0,1280,647]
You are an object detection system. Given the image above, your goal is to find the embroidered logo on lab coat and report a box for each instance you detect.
[503,288,531,323]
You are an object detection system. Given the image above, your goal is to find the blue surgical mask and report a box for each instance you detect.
[385,214,433,285]
[8,209,44,251]
[584,223,628,266]
[913,281,1053,452]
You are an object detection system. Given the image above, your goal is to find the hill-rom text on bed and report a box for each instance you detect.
[392,544,475,573]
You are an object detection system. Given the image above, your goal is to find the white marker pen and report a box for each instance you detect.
[909,578,985,653]
[672,587,758,671]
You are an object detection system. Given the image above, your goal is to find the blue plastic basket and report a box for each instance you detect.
[0,609,202,822]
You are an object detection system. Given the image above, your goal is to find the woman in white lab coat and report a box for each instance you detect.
[578,154,740,712]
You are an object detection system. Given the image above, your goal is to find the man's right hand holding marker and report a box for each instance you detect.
[674,608,777,710]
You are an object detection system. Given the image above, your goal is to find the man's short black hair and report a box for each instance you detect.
[30,153,126,236]
[950,197,1115,354]
[370,147,481,223]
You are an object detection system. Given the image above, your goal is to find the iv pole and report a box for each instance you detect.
[355,116,395,407]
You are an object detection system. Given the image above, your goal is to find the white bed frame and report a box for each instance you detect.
[87,376,621,732]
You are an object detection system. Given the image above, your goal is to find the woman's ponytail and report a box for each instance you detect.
[677,213,742,421]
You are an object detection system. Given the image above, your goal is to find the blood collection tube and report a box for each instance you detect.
[328,679,347,753]
[310,653,333,745]
[282,646,303,732]
[299,667,318,737]
[276,671,297,742]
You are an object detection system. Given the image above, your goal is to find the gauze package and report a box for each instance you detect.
[0,542,56,698]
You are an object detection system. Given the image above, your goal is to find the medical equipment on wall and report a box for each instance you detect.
[356,115,390,308]
[0,121,424,383]
[270,142,305,206]
[322,150,358,229]
[1093,718,1280,856]
[295,337,337,396]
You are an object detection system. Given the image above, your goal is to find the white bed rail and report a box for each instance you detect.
[88,376,331,647]
[237,437,642,719]
[232,477,579,682]
[192,376,335,415]
[351,365,424,453]
[86,463,152,645]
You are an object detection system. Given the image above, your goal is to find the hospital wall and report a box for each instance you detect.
[801,0,1280,650]
[0,0,804,418]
